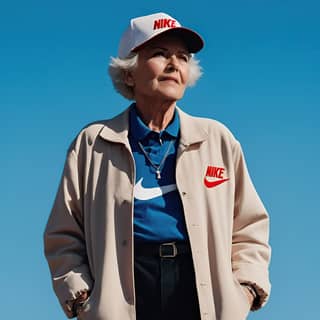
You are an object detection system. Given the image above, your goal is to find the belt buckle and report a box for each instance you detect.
[159,242,177,258]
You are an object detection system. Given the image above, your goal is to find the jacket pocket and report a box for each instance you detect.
[232,275,251,316]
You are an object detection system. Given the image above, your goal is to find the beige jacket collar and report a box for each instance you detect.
[99,106,208,147]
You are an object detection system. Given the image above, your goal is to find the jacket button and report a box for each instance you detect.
[122,240,128,246]
[182,191,187,196]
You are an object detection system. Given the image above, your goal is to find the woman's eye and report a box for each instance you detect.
[153,51,165,57]
[177,53,190,62]
[179,54,190,62]
[182,55,189,62]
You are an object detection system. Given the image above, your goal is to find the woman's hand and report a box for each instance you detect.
[74,290,90,315]
[241,284,257,308]
[66,290,90,316]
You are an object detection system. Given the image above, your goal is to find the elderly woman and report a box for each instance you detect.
[44,12,271,320]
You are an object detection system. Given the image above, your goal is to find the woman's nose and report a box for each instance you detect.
[166,55,179,72]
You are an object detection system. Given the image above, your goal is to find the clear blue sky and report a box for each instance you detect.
[1,0,319,319]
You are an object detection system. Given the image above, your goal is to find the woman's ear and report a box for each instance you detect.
[124,71,135,87]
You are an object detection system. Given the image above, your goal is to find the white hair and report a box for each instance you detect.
[108,53,202,100]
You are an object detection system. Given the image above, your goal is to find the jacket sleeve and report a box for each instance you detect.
[231,141,271,310]
[44,148,93,318]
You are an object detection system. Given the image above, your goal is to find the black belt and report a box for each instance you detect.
[134,241,191,258]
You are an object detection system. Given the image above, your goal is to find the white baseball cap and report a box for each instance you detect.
[118,12,204,58]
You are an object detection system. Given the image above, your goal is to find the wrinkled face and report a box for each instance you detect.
[126,35,190,103]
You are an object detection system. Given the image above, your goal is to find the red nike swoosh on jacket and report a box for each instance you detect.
[204,177,230,188]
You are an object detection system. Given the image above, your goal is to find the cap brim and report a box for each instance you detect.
[132,27,204,54]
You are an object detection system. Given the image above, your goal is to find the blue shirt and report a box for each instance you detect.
[129,104,188,243]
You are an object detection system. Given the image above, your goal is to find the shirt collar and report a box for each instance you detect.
[129,104,180,141]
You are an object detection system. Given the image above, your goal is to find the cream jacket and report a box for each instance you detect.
[44,107,271,320]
